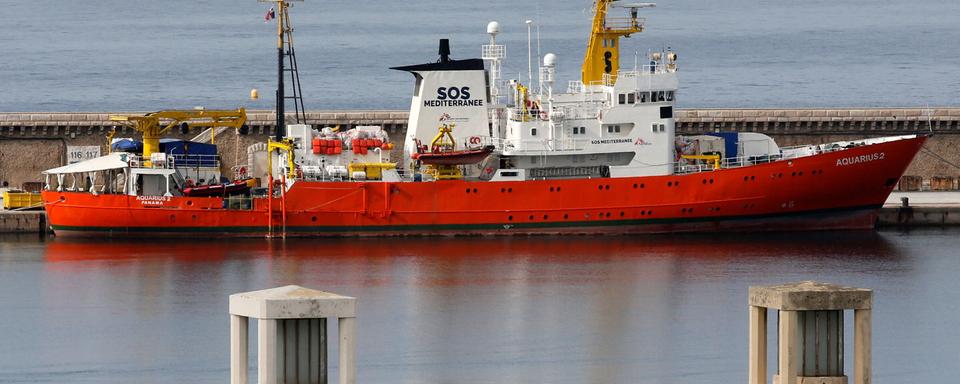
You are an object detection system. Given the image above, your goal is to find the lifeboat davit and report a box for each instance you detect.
[182,178,256,197]
[411,145,495,166]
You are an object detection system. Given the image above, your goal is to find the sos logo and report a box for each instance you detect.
[437,86,471,100]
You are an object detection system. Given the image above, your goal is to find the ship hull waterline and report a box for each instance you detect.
[42,136,927,238]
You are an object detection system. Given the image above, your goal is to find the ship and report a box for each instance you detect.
[40,0,927,237]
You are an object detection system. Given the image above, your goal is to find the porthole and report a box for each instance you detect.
[543,214,548,220]
[508,188,513,193]
[605,185,610,190]
[709,179,714,184]
[473,188,478,193]
[563,214,569,219]
[667,181,673,187]
[633,183,638,189]
[508,215,513,221]
[529,215,534,220]
[186,200,193,206]
[311,216,317,222]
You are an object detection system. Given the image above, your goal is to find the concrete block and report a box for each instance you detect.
[230,285,356,319]
[748,281,872,310]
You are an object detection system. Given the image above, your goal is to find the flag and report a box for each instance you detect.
[264,7,275,23]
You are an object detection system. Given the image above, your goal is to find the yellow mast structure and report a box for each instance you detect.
[109,109,247,162]
[581,1,654,86]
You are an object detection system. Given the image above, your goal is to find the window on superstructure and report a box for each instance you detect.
[666,91,675,102]
[531,128,538,136]
[618,94,626,105]
[639,92,648,103]
[652,123,658,133]
[627,93,636,104]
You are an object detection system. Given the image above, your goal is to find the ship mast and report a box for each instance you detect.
[261,0,307,141]
[581,1,655,85]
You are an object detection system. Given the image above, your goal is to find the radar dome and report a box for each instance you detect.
[487,21,500,35]
[543,53,557,67]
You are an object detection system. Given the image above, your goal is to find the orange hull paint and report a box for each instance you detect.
[42,136,926,237]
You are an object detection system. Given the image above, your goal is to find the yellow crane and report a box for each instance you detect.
[581,1,655,85]
[108,109,248,162]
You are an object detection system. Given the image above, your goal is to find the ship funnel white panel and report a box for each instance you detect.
[403,69,491,167]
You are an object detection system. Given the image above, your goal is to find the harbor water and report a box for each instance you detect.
[1,229,958,383]
[2,0,959,111]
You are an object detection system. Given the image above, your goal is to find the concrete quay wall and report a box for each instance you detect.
[1,108,959,187]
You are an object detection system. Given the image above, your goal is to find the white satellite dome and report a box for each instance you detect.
[543,53,557,67]
[487,21,500,35]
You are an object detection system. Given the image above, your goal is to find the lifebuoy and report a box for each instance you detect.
[469,136,482,145]
[539,110,548,120]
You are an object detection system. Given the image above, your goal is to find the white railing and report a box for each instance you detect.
[481,44,505,60]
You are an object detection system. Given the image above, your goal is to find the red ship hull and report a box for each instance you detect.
[41,136,926,237]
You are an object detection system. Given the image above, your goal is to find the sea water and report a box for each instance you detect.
[1,0,958,112]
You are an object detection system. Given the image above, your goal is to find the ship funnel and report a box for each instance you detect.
[438,39,451,63]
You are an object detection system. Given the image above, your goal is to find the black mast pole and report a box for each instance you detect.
[276,46,284,141]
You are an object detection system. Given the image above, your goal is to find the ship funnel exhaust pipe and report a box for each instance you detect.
[438,39,451,63]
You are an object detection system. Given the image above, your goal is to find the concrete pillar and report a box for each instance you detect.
[231,314,249,384]
[230,286,356,384]
[854,309,871,384]
[259,319,278,384]
[749,281,873,384]
[749,305,767,384]
[339,317,356,384]
[779,310,798,384]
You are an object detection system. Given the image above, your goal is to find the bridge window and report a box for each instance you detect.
[639,92,649,103]
[660,106,673,119]
[666,91,675,102]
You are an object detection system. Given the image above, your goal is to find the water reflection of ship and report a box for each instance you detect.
[42,232,899,263]
[38,232,902,383]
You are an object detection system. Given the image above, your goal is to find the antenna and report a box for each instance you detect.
[526,20,533,89]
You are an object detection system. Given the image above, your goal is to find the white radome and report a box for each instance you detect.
[543,53,557,67]
[487,21,500,35]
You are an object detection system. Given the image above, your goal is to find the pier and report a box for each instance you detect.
[2,108,960,188]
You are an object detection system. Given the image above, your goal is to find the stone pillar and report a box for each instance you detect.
[258,318,278,384]
[229,285,357,384]
[339,317,357,384]
[749,281,873,384]
[230,314,249,384]
[749,305,767,384]
[854,309,871,384]
[778,310,798,384]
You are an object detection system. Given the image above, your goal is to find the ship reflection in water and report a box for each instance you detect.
[0,230,957,384]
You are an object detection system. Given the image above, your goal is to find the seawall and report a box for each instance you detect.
[1,108,959,187]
